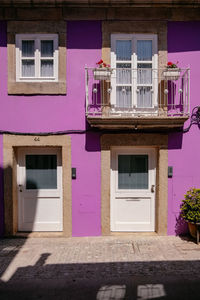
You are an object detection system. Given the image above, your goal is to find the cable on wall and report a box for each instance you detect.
[0,129,93,136]
[183,106,200,133]
[1,108,199,136]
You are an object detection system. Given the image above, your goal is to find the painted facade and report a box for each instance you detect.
[0,1,199,237]
[0,20,102,236]
[168,22,200,235]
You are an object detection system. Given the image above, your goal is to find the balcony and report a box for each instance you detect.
[85,67,190,131]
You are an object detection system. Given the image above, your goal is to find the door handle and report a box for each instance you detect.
[151,185,155,193]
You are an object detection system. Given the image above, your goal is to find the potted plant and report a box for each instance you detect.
[163,61,180,80]
[93,59,112,80]
[181,188,200,241]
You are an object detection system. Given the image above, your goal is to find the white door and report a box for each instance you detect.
[111,147,156,232]
[17,147,63,232]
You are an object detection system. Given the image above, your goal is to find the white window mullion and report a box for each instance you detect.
[111,38,116,106]
[18,40,22,80]
[132,36,137,110]
[36,38,40,78]
[54,36,58,81]
[152,35,158,108]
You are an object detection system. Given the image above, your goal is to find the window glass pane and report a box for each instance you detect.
[41,40,54,57]
[22,60,35,77]
[22,40,34,57]
[116,86,132,108]
[116,40,132,61]
[118,155,148,189]
[137,86,152,108]
[137,63,152,84]
[137,40,152,61]
[116,63,131,84]
[26,155,57,189]
[41,60,54,77]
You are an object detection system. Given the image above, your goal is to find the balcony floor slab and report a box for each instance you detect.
[87,116,189,131]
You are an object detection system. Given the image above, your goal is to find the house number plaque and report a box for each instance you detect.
[34,137,40,142]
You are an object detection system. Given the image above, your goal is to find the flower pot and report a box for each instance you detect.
[188,222,197,239]
[163,68,180,81]
[187,222,200,244]
[93,68,112,80]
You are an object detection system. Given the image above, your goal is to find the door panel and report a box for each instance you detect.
[17,147,63,232]
[111,147,156,232]
[114,197,151,230]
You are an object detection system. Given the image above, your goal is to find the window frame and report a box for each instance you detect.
[111,33,158,112]
[16,34,59,82]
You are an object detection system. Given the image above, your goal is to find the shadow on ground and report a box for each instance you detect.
[0,246,200,300]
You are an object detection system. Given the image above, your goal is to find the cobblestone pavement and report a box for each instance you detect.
[0,235,200,299]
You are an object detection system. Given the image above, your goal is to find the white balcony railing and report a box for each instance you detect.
[85,67,190,118]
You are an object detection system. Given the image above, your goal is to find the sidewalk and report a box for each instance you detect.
[0,235,200,299]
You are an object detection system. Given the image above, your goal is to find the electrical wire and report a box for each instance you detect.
[0,108,198,136]
[183,106,200,133]
[0,129,93,136]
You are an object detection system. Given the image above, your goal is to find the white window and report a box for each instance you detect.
[16,34,58,82]
[111,34,158,113]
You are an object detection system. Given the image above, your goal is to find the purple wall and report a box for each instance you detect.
[67,22,101,236]
[168,22,200,235]
[0,21,102,236]
[0,21,101,133]
[71,133,101,236]
[0,134,3,236]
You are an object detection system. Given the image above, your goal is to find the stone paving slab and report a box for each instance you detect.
[0,235,200,299]
[0,235,200,282]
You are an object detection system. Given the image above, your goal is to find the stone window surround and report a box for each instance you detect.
[102,20,167,69]
[101,133,168,236]
[7,21,66,95]
[3,134,72,237]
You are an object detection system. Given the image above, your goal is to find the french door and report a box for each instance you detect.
[111,34,158,114]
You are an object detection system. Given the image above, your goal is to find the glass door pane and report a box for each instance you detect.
[116,63,132,108]
[116,63,132,84]
[116,40,132,61]
[116,86,132,108]
[136,40,153,108]
[26,155,57,189]
[137,63,152,85]
[116,41,132,110]
[137,87,152,108]
[137,40,152,61]
[118,155,148,189]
